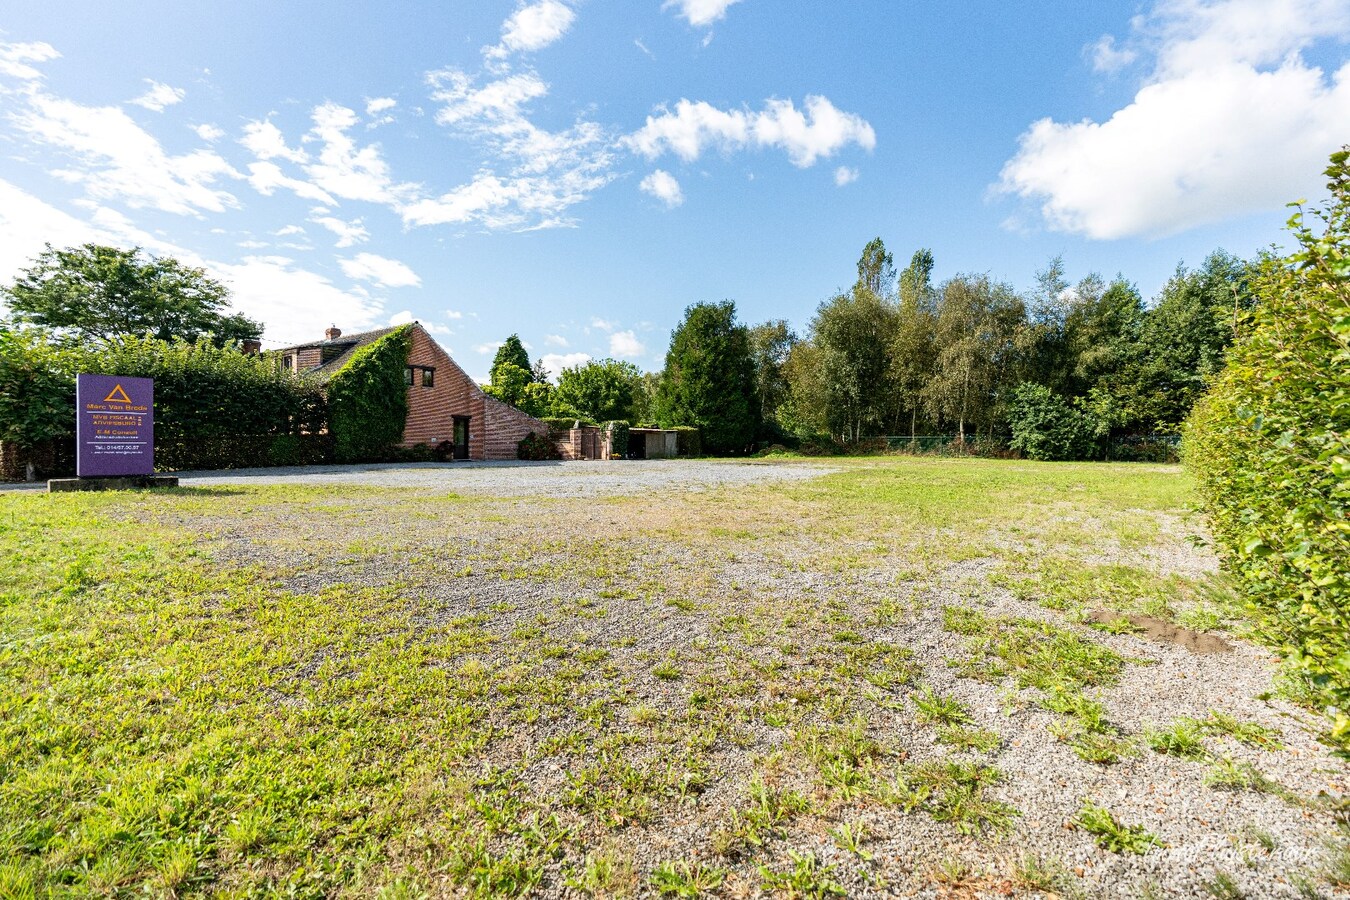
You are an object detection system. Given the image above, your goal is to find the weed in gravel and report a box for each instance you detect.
[829,820,874,861]
[711,778,812,857]
[912,685,974,727]
[652,660,682,681]
[1075,802,1162,855]
[1322,833,1350,887]
[650,860,725,897]
[1204,757,1278,793]
[1200,711,1284,750]
[566,843,636,896]
[1145,720,1209,760]
[938,725,1001,753]
[1244,826,1278,852]
[891,760,1019,835]
[758,851,845,899]
[1010,853,1076,896]
[943,605,990,635]
[1203,871,1247,900]
[1071,732,1137,765]
[1090,616,1142,635]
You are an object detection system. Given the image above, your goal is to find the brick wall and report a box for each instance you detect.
[401,325,548,460]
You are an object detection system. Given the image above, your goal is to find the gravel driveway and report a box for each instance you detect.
[169,459,836,496]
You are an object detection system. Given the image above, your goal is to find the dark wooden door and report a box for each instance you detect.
[453,416,470,460]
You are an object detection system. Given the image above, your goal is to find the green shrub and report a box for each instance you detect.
[670,426,701,457]
[604,420,630,458]
[0,329,330,475]
[327,326,412,463]
[517,431,562,460]
[1185,147,1350,752]
[1008,383,1103,461]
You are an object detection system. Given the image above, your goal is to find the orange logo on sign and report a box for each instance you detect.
[103,384,133,404]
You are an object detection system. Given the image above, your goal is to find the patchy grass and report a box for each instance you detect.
[0,457,1328,897]
[1074,802,1163,855]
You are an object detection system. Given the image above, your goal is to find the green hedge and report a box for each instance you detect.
[0,330,329,474]
[1007,383,1103,461]
[671,426,702,457]
[327,327,412,463]
[1186,148,1350,752]
[517,431,562,460]
[604,420,630,458]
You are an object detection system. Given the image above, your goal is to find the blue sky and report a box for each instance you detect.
[2,0,1347,381]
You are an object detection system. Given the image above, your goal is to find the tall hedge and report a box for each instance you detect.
[1186,148,1350,751]
[327,326,412,463]
[0,329,329,473]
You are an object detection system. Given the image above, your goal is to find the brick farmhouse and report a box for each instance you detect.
[275,323,548,461]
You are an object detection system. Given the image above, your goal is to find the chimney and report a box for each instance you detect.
[240,339,262,355]
[324,325,342,341]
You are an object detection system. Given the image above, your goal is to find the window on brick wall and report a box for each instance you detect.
[404,366,414,386]
[421,367,435,387]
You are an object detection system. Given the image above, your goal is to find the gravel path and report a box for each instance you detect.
[2,459,839,496]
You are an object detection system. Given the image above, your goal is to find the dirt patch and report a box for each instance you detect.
[1088,608,1232,653]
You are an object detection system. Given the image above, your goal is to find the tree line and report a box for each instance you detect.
[484,239,1251,458]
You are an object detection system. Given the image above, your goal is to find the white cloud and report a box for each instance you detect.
[493,0,576,55]
[218,255,385,344]
[389,309,415,325]
[237,239,269,249]
[303,103,417,205]
[590,317,616,332]
[0,41,60,81]
[410,67,616,230]
[998,0,1350,239]
[664,0,744,27]
[241,120,308,164]
[1090,35,1138,74]
[545,333,569,346]
[609,330,645,358]
[193,123,225,142]
[626,95,876,168]
[639,169,684,207]
[339,252,421,288]
[834,165,859,186]
[12,91,241,215]
[309,213,369,248]
[274,224,306,236]
[424,321,455,336]
[446,309,465,319]
[475,341,505,354]
[366,97,397,115]
[541,351,591,380]
[245,161,337,205]
[130,80,185,112]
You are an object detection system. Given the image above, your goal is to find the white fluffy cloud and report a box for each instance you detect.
[0,41,59,80]
[494,0,576,55]
[609,330,645,358]
[241,120,308,164]
[540,351,591,380]
[639,169,684,207]
[545,333,569,346]
[664,0,744,27]
[339,252,421,288]
[999,0,1350,239]
[245,162,336,205]
[366,97,397,115]
[627,95,876,168]
[309,213,369,248]
[130,80,185,112]
[12,91,241,215]
[834,166,859,186]
[194,123,225,142]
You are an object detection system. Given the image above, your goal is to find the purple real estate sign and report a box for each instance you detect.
[76,374,154,478]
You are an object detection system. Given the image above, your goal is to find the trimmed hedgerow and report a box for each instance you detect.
[0,330,328,475]
[1186,147,1350,752]
[671,426,702,457]
[327,326,412,463]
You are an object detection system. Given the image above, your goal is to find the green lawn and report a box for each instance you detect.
[0,458,1337,898]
